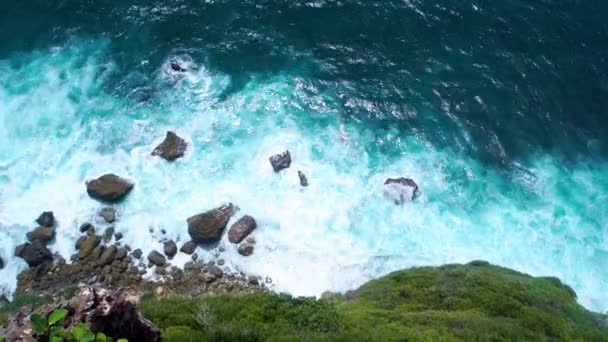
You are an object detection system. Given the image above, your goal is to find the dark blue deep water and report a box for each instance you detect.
[0,1,607,310]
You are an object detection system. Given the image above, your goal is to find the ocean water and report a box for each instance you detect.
[1,1,607,311]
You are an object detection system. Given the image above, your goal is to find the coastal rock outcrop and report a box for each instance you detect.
[228,215,257,244]
[383,177,420,204]
[6,287,161,342]
[15,240,53,267]
[187,204,236,243]
[152,131,187,161]
[36,211,54,227]
[269,150,291,172]
[86,174,134,202]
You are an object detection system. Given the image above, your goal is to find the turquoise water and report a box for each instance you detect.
[0,1,607,311]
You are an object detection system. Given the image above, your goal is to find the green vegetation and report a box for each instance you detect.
[30,308,128,342]
[0,293,52,327]
[140,262,608,341]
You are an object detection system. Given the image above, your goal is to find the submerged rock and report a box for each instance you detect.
[131,249,143,259]
[100,207,116,223]
[26,226,55,243]
[164,240,177,259]
[170,61,187,72]
[79,222,94,233]
[238,243,254,256]
[151,131,187,161]
[180,241,196,255]
[228,215,257,244]
[383,177,420,204]
[148,251,166,267]
[36,211,54,227]
[86,174,134,202]
[15,240,53,267]
[269,150,291,172]
[187,204,236,244]
[298,170,309,187]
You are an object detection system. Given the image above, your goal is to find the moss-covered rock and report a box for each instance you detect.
[140,262,608,341]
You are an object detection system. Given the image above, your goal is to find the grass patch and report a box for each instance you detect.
[140,262,608,341]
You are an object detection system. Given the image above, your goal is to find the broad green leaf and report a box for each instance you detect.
[117,339,129,342]
[48,308,69,326]
[95,332,107,342]
[72,323,95,342]
[50,335,63,342]
[30,314,47,334]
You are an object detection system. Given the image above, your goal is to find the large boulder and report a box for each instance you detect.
[187,204,236,244]
[383,177,420,204]
[148,251,166,267]
[36,211,54,227]
[228,215,257,244]
[151,131,187,161]
[26,226,55,243]
[86,174,134,202]
[164,240,177,259]
[269,150,291,172]
[179,241,196,255]
[14,240,53,267]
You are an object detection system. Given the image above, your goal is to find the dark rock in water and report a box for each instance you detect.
[131,249,143,259]
[187,204,236,244]
[0,256,4,269]
[148,251,166,267]
[170,61,187,72]
[298,170,309,187]
[115,248,128,260]
[383,177,420,204]
[115,232,124,241]
[269,150,291,172]
[78,235,102,259]
[103,226,115,243]
[238,243,254,256]
[26,226,55,243]
[228,215,257,244]
[86,174,134,202]
[99,246,117,266]
[36,211,54,227]
[246,236,256,245]
[80,222,94,233]
[15,240,53,267]
[180,241,196,255]
[100,207,116,223]
[151,131,187,161]
[164,240,177,259]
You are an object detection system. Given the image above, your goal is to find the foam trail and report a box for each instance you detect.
[0,40,606,312]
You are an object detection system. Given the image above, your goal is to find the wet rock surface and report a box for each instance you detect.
[269,150,292,172]
[86,174,134,202]
[180,241,196,254]
[383,177,420,204]
[148,251,167,267]
[238,242,255,256]
[151,131,187,161]
[298,170,309,187]
[228,215,257,244]
[26,226,55,243]
[15,240,53,267]
[100,207,116,223]
[36,211,54,227]
[187,203,236,243]
[164,240,177,259]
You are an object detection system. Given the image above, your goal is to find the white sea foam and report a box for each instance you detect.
[0,41,606,312]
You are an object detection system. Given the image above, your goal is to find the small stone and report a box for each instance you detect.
[75,236,87,250]
[238,243,254,256]
[218,246,226,253]
[265,276,273,284]
[131,249,143,259]
[248,276,259,286]
[99,246,117,266]
[36,211,55,227]
[156,287,164,295]
[148,250,166,267]
[156,267,167,275]
[115,232,124,241]
[0,256,4,270]
[202,273,217,283]
[80,223,94,233]
[228,215,257,244]
[208,265,223,278]
[298,171,309,187]
[179,241,196,255]
[217,259,225,266]
[100,207,116,223]
[103,227,115,243]
[269,150,291,172]
[191,253,198,261]
[246,236,256,244]
[163,240,177,259]
[115,248,128,260]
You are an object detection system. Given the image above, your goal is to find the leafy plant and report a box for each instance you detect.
[30,309,128,342]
